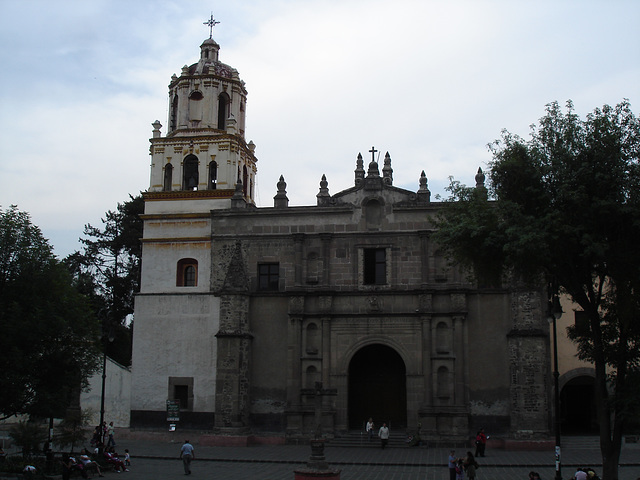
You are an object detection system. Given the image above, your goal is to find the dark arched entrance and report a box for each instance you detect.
[348,344,407,430]
[560,375,597,434]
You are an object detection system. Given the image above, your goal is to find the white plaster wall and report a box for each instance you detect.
[143,198,231,215]
[81,357,131,428]
[130,294,219,413]
[139,241,211,293]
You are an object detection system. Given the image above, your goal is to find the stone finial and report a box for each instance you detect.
[355,153,365,186]
[226,114,237,134]
[367,159,380,178]
[231,177,246,209]
[317,174,330,206]
[382,152,393,185]
[152,120,162,138]
[248,140,256,153]
[274,175,289,208]
[417,170,431,202]
[181,65,189,75]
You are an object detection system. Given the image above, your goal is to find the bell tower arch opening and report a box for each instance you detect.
[348,344,407,430]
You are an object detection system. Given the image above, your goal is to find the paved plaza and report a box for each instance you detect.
[96,436,640,480]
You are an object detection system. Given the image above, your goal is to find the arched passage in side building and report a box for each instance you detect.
[559,370,597,434]
[348,344,407,430]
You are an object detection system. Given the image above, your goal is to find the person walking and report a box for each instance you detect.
[180,440,195,475]
[106,422,116,447]
[366,418,374,442]
[378,422,389,449]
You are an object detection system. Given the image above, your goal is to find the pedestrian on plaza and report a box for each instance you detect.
[572,468,588,480]
[474,428,487,457]
[463,451,479,480]
[448,449,458,480]
[124,449,131,466]
[107,421,116,447]
[585,467,600,479]
[455,459,465,480]
[366,417,375,442]
[378,422,389,449]
[180,439,195,475]
[529,472,541,480]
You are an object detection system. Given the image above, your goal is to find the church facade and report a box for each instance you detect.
[130,34,553,442]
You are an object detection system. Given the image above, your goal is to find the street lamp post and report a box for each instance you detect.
[548,292,563,480]
[99,326,115,452]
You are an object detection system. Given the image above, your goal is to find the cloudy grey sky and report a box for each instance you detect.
[1,0,638,257]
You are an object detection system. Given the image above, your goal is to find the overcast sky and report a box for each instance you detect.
[1,0,638,258]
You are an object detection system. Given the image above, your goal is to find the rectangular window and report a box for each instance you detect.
[174,385,189,410]
[258,263,280,291]
[168,377,193,411]
[363,248,386,285]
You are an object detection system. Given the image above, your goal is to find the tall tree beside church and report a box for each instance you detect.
[0,205,101,420]
[68,194,143,366]
[433,100,640,480]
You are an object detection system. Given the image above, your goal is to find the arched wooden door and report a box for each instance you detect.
[348,344,407,430]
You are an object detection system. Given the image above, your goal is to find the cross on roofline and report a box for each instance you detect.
[369,146,378,163]
[203,13,220,39]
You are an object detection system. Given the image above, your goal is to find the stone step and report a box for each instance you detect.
[560,436,600,449]
[327,430,416,448]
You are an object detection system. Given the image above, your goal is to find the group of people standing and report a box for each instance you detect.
[365,418,390,449]
[90,421,117,450]
[448,450,480,480]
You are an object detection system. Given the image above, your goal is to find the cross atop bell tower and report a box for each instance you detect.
[203,13,220,39]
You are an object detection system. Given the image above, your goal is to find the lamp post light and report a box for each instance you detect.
[99,325,115,452]
[548,292,563,480]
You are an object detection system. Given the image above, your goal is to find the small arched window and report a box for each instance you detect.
[242,165,248,197]
[189,91,204,123]
[164,163,173,192]
[217,92,230,129]
[183,155,199,190]
[170,95,178,132]
[177,258,198,287]
[209,161,218,190]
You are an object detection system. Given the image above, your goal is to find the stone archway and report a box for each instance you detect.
[348,344,407,430]
[560,374,597,434]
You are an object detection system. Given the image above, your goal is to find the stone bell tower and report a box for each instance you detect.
[131,17,258,429]
[146,33,257,207]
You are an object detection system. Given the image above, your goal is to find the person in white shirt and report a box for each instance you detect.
[378,422,390,449]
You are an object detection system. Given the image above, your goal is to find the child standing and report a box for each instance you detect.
[124,449,131,466]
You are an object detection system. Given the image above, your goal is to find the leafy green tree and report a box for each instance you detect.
[0,205,101,420]
[69,194,143,366]
[434,100,640,480]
